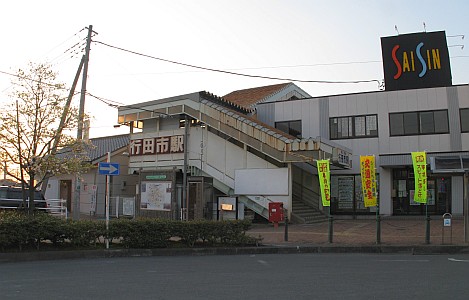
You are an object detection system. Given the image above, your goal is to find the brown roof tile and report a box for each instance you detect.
[223,82,291,108]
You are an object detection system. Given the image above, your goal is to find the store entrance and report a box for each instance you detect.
[392,168,451,215]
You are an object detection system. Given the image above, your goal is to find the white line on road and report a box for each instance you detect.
[257,260,269,266]
[448,258,469,262]
[377,259,429,262]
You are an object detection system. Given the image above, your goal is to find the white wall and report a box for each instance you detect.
[268,85,469,216]
[44,178,60,200]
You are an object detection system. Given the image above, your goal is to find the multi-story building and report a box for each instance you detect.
[115,30,467,222]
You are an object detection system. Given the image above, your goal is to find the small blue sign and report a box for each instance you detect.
[444,218,451,227]
[98,162,120,176]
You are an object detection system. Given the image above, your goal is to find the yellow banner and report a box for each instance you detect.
[317,160,331,207]
[360,156,377,207]
[411,152,427,203]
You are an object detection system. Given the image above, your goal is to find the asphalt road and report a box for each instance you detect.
[2,253,469,299]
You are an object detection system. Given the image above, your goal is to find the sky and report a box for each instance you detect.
[0,0,467,138]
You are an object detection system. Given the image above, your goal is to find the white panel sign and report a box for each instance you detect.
[141,181,172,211]
[234,168,289,195]
[122,197,135,216]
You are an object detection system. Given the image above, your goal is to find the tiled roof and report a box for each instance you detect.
[86,134,129,162]
[56,134,129,162]
[199,91,251,114]
[222,82,291,109]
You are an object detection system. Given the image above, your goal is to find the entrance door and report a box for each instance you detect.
[392,168,451,215]
[60,180,72,213]
[187,176,214,220]
[436,177,451,214]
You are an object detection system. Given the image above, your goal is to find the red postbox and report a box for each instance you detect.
[268,202,284,226]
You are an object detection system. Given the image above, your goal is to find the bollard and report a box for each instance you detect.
[328,215,334,243]
[376,214,381,245]
[425,216,431,244]
[284,216,289,242]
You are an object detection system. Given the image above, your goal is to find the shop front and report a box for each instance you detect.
[391,167,451,215]
[330,174,378,216]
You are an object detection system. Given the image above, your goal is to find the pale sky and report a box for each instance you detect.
[1,0,467,138]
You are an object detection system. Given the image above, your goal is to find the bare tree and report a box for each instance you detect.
[0,62,90,212]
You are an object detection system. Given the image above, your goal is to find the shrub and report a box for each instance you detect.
[111,218,172,249]
[0,211,257,252]
[65,220,105,248]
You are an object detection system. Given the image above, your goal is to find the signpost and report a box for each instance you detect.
[99,158,120,249]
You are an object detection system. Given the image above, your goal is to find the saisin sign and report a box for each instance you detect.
[381,31,452,91]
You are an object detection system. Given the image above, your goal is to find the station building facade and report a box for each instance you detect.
[116,30,467,222]
[116,81,469,221]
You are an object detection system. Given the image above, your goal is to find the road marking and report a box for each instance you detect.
[377,259,429,262]
[257,260,269,266]
[448,258,469,263]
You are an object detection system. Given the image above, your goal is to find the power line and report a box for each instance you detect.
[0,69,70,91]
[94,40,382,86]
[101,60,383,76]
[86,92,123,108]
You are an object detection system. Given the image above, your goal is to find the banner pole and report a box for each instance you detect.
[425,200,430,244]
[376,158,381,244]
[328,206,333,243]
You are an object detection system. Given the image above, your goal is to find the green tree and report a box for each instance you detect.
[0,62,90,212]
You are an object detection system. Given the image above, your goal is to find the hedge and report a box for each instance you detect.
[0,211,259,252]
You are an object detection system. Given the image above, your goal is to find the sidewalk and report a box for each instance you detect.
[2,217,469,264]
[247,217,468,246]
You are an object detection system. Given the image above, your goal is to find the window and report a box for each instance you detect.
[329,114,378,140]
[389,110,449,136]
[460,108,469,132]
[392,167,450,215]
[330,174,379,215]
[275,120,302,138]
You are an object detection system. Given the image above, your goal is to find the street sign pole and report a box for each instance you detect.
[97,158,119,249]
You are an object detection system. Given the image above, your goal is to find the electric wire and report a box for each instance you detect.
[0,70,70,91]
[94,40,383,86]
[43,28,86,62]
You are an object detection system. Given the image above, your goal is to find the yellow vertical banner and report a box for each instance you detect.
[411,152,427,203]
[360,156,377,207]
[317,159,331,207]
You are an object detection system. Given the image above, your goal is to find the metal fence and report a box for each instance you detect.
[46,199,68,219]
[0,198,68,219]
[109,196,136,218]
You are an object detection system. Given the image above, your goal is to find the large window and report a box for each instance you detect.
[275,120,302,138]
[392,167,451,215]
[329,114,378,140]
[389,110,449,136]
[460,108,469,132]
[330,174,379,215]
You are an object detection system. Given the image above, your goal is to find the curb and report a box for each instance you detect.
[1,244,469,263]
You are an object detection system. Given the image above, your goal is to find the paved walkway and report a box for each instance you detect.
[247,217,468,246]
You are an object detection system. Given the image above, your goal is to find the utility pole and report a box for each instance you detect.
[183,115,189,220]
[41,55,85,195]
[73,25,94,220]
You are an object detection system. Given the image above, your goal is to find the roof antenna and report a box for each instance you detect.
[394,25,399,35]
[447,34,464,40]
[423,22,426,32]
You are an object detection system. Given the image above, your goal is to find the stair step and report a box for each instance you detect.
[292,198,327,224]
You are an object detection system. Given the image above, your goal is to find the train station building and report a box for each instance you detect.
[114,30,468,222]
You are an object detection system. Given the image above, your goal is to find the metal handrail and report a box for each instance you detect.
[0,198,68,219]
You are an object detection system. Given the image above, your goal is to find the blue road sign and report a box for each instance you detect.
[98,162,120,176]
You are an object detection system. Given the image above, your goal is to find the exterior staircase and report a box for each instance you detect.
[291,197,328,224]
